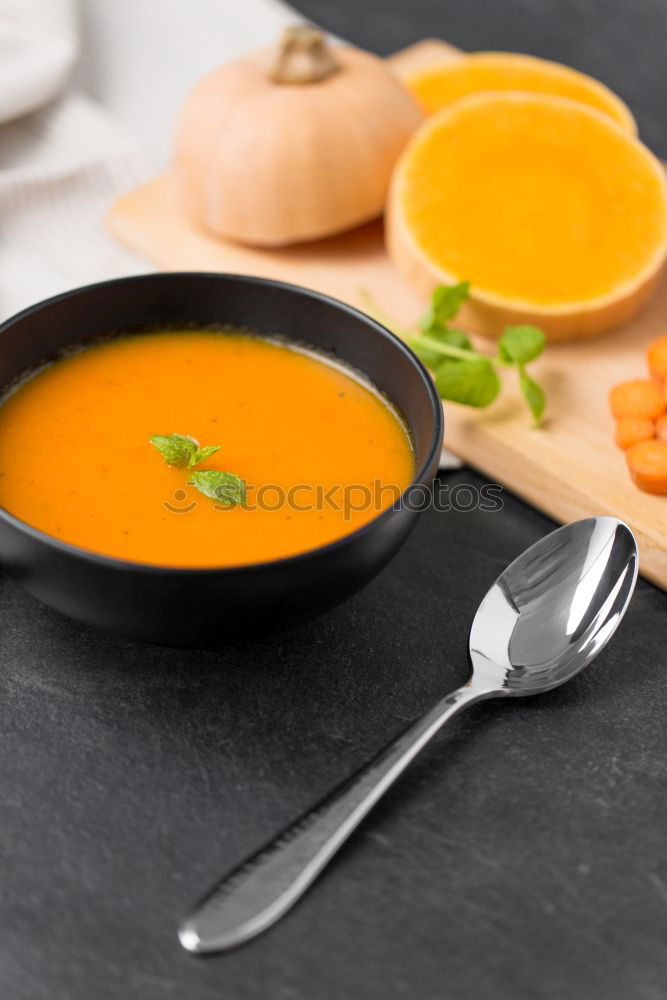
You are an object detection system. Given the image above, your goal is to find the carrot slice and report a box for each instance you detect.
[614,417,654,449]
[626,439,667,493]
[656,414,667,441]
[609,379,665,420]
[647,335,667,382]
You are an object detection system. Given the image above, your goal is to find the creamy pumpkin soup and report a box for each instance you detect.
[0,331,414,567]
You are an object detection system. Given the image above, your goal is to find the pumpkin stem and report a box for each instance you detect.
[270,25,340,84]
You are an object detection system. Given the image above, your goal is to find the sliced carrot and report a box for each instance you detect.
[626,439,667,494]
[614,416,654,449]
[609,379,665,420]
[647,335,667,382]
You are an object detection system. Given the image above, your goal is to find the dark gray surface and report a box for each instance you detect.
[4,474,667,1000]
[2,2,667,998]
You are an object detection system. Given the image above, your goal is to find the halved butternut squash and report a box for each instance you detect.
[387,93,667,340]
[405,51,636,133]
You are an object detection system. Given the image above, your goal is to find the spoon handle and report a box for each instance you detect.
[179,683,491,954]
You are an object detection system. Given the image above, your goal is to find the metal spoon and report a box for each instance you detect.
[179,516,638,954]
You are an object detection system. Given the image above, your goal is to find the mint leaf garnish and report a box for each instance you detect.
[150,434,243,500]
[150,433,198,467]
[189,444,221,468]
[402,282,548,422]
[420,281,470,333]
[412,326,474,368]
[435,358,501,408]
[498,325,546,365]
[519,370,546,424]
[191,470,246,506]
[150,434,224,470]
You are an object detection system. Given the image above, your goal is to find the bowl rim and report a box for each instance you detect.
[0,272,444,576]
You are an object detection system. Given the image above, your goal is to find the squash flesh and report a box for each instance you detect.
[393,94,667,311]
[407,52,636,133]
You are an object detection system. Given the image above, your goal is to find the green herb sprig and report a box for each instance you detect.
[150,433,246,505]
[361,282,547,424]
[150,433,221,469]
[190,470,247,506]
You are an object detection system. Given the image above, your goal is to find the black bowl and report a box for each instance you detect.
[0,273,443,645]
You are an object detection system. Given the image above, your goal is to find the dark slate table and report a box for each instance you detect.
[3,2,667,998]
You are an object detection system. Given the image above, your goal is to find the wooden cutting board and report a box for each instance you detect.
[108,39,667,588]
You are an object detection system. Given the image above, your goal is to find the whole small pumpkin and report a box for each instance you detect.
[174,25,423,247]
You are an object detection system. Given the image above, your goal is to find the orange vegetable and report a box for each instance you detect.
[175,26,422,246]
[626,439,667,494]
[405,52,637,132]
[388,93,667,341]
[656,414,667,441]
[609,379,665,420]
[614,417,654,450]
[647,335,667,382]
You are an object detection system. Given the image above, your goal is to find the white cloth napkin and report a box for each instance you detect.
[0,0,296,320]
[0,0,77,125]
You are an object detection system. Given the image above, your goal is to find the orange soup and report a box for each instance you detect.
[0,331,414,567]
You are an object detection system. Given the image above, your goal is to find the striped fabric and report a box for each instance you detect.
[0,0,294,320]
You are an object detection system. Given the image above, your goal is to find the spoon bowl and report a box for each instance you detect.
[468,516,638,695]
